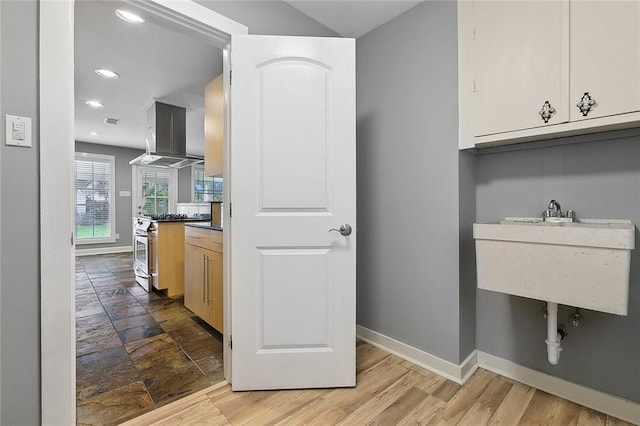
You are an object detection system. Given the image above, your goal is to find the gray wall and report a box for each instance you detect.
[196,1,338,36]
[0,1,41,423]
[356,1,463,364]
[75,141,143,250]
[458,151,476,361]
[475,133,640,402]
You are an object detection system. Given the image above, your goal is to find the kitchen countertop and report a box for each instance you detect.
[152,217,212,223]
[185,222,223,231]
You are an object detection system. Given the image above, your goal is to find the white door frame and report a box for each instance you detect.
[39,1,246,423]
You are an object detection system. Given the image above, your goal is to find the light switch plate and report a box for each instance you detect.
[5,115,32,147]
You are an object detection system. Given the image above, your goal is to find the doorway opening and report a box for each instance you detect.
[65,1,240,423]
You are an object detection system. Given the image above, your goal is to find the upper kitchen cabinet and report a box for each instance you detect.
[205,74,224,176]
[473,1,569,137]
[570,1,640,122]
[458,0,640,149]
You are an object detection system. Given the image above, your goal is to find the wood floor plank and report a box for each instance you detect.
[340,368,443,424]
[456,375,512,426]
[519,390,557,425]
[399,360,449,393]
[425,369,494,425]
[367,386,430,425]
[212,389,279,423]
[206,384,233,402]
[488,381,536,425]
[606,416,635,426]
[123,342,632,426]
[150,398,229,426]
[356,342,393,374]
[395,394,446,426]
[272,356,410,425]
[577,407,607,426]
[548,397,581,426]
[430,379,463,403]
[241,388,330,425]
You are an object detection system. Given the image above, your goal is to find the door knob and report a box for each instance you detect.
[329,224,352,236]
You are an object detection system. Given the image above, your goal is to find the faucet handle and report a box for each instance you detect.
[566,210,576,220]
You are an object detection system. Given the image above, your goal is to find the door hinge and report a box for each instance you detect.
[229,202,232,218]
[229,70,232,85]
[473,81,478,93]
[473,28,477,40]
[71,232,74,246]
[229,335,233,350]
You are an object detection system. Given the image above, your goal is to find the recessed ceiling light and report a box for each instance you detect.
[95,69,119,79]
[89,132,100,137]
[85,100,104,108]
[115,9,145,24]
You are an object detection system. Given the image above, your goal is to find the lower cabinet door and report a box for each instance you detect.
[207,250,223,333]
[184,244,211,323]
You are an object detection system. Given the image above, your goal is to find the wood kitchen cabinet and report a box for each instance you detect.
[154,221,188,297]
[204,74,224,177]
[184,225,223,333]
[459,0,640,149]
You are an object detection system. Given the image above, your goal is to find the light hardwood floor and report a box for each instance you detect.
[122,340,634,426]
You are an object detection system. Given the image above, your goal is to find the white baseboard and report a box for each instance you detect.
[356,325,478,384]
[477,351,640,425]
[75,246,133,256]
[356,325,638,424]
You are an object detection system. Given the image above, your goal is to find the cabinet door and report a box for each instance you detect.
[474,0,569,136]
[184,244,210,322]
[570,1,640,121]
[204,74,224,177]
[206,250,223,333]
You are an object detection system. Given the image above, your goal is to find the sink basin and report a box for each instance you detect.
[474,218,635,315]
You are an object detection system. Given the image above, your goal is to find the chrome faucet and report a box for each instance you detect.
[543,199,576,222]
[547,199,562,217]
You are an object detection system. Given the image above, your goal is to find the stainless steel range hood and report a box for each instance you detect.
[129,101,204,169]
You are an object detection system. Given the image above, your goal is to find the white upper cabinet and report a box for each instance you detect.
[474,1,569,136]
[569,1,640,122]
[459,0,640,149]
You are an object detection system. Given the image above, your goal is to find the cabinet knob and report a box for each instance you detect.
[576,92,597,116]
[539,101,557,123]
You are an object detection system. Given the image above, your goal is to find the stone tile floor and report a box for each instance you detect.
[75,253,224,425]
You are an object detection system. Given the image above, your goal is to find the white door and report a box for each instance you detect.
[230,35,356,390]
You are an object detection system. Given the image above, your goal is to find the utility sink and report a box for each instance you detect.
[474,218,635,315]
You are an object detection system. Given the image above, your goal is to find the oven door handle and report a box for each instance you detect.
[134,267,149,279]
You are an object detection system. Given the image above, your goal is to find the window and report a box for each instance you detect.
[75,153,116,244]
[134,166,177,216]
[192,165,223,202]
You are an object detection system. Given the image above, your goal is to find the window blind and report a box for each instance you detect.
[75,157,113,240]
[141,169,171,215]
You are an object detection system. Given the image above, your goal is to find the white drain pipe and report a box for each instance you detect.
[545,301,562,365]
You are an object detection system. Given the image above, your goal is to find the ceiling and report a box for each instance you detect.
[74,1,424,155]
[284,1,424,38]
[74,1,222,156]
